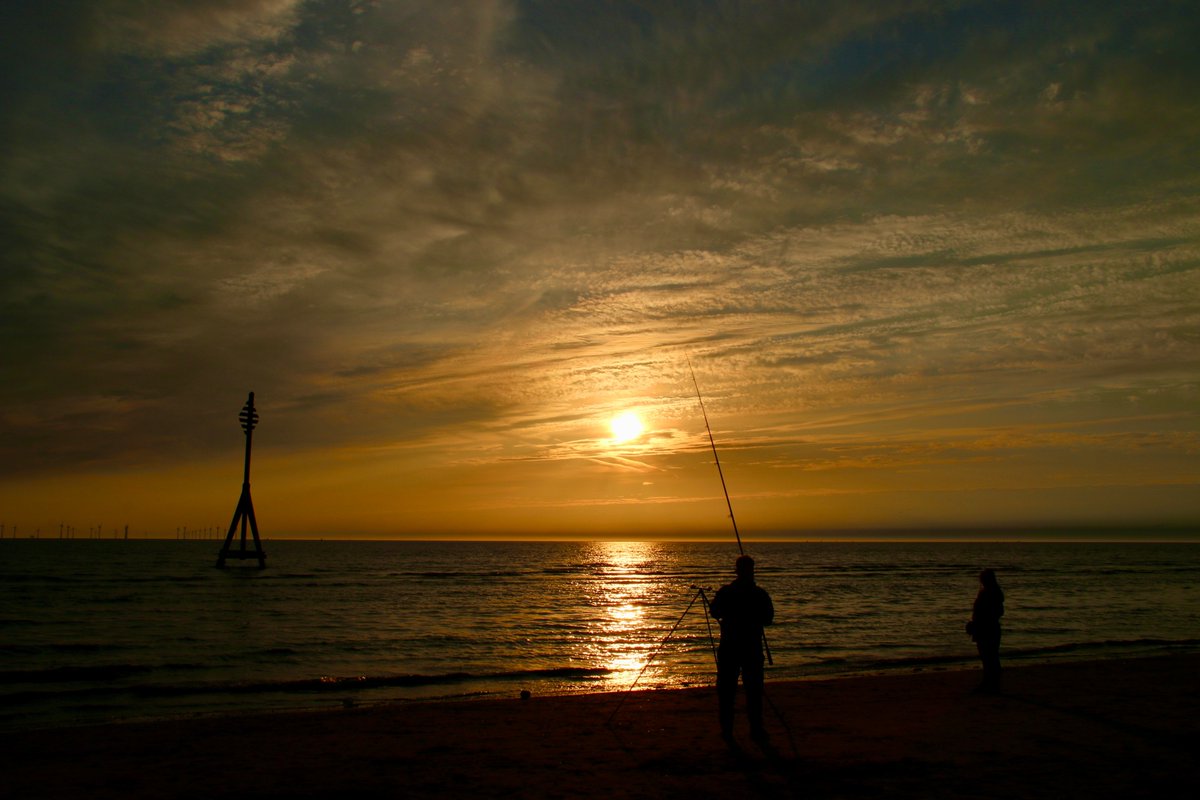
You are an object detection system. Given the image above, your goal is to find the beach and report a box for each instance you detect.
[4,654,1197,799]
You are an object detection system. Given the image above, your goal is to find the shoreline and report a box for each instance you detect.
[9,644,1187,736]
[4,653,1197,798]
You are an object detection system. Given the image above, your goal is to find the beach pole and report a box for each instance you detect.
[216,392,267,568]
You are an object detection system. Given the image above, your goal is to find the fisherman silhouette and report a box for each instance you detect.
[968,568,1004,694]
[708,554,774,743]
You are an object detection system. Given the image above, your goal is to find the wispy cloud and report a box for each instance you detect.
[2,0,1197,531]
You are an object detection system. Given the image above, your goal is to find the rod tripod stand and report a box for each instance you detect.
[606,585,720,726]
[605,585,796,757]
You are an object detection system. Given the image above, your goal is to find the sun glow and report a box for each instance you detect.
[610,411,645,443]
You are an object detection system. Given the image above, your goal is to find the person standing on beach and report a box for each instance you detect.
[968,568,1005,694]
[708,554,774,743]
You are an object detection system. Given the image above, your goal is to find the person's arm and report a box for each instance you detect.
[708,588,724,620]
[761,590,774,626]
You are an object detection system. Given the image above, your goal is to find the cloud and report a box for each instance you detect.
[91,0,302,57]
[1,1,1197,531]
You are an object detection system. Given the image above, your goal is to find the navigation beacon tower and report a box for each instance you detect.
[216,392,267,568]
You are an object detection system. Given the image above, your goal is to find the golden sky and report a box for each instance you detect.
[1,1,1197,538]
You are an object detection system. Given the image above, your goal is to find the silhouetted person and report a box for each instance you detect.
[708,554,774,743]
[968,568,1004,694]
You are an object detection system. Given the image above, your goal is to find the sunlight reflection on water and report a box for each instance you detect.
[579,541,713,691]
[584,541,658,687]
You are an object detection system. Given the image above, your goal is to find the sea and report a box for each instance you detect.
[2,539,1198,731]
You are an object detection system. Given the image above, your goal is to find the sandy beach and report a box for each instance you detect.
[4,655,1197,799]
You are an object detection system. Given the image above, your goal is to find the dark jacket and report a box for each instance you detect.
[971,585,1004,642]
[709,578,774,653]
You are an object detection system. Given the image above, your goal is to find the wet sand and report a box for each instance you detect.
[4,655,1197,799]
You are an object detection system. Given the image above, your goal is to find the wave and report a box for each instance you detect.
[0,662,209,684]
[795,637,1200,678]
[802,653,975,674]
[1003,637,1200,659]
[0,665,613,707]
[408,570,534,579]
[0,665,154,684]
[0,642,120,657]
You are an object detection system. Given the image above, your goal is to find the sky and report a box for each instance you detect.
[1,0,1198,540]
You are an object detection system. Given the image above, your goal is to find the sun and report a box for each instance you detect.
[610,411,645,443]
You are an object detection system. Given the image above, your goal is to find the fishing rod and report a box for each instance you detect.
[687,357,743,556]
[687,357,772,665]
[605,364,779,733]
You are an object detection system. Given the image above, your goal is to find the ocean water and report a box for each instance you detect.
[1,539,1198,731]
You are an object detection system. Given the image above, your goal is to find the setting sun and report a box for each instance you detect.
[610,411,645,443]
